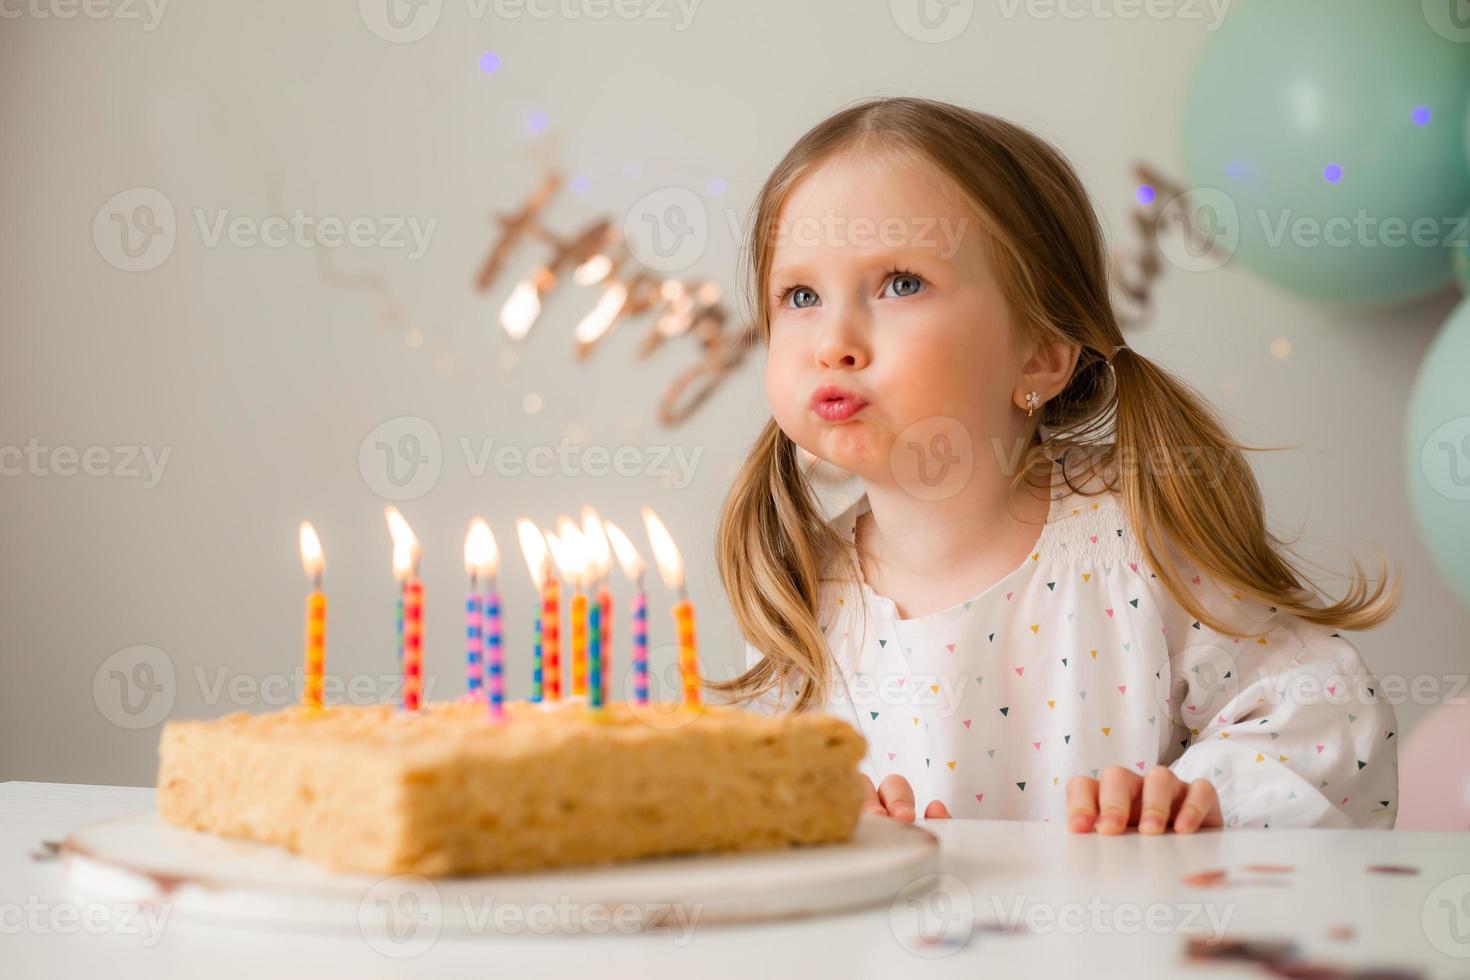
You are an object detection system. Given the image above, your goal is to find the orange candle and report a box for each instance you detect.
[299,521,326,710]
[552,517,589,699]
[642,507,702,710]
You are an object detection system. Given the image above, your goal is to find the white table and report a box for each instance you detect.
[5,780,1469,979]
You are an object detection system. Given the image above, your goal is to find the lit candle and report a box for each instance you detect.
[643,507,701,709]
[604,520,647,704]
[582,508,612,707]
[386,507,413,663]
[516,519,550,702]
[463,520,491,702]
[552,517,588,699]
[480,521,504,721]
[298,521,326,711]
[386,507,423,712]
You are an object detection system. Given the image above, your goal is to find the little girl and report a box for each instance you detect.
[713,97,1401,833]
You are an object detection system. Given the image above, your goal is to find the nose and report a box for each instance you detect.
[814,304,871,371]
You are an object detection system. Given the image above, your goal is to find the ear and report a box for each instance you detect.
[1017,339,1081,404]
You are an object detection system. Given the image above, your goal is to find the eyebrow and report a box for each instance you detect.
[769,248,944,283]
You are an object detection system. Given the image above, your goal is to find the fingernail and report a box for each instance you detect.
[1176,806,1199,832]
[1139,814,1163,834]
[1069,813,1091,833]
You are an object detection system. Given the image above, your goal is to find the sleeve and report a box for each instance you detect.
[1148,551,1398,829]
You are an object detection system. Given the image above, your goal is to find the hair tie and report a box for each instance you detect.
[1106,344,1131,364]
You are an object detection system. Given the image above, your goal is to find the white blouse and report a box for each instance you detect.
[743,463,1398,828]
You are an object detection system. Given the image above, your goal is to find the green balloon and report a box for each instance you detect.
[1181,0,1470,307]
[1406,297,1470,611]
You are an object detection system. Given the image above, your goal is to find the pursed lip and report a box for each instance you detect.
[810,385,870,422]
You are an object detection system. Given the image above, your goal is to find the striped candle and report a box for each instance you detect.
[598,581,612,705]
[544,576,561,699]
[632,586,648,703]
[402,578,424,711]
[395,587,404,662]
[588,586,603,710]
[485,583,504,720]
[571,588,588,698]
[465,587,484,699]
[530,594,544,702]
[674,596,700,708]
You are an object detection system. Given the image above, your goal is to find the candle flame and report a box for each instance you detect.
[550,516,586,586]
[580,506,612,578]
[385,506,419,581]
[602,520,645,581]
[298,521,324,579]
[515,518,549,584]
[464,518,497,578]
[642,506,684,591]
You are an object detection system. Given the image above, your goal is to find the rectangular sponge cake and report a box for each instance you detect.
[156,699,867,877]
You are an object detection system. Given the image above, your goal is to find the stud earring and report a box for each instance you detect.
[1024,391,1042,417]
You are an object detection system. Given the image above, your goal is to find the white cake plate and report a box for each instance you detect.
[61,812,940,936]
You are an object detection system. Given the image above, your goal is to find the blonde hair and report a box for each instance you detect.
[711,96,1400,713]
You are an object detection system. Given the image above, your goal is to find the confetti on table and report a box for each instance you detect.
[1365,864,1419,876]
[1182,869,1229,888]
[1241,863,1295,874]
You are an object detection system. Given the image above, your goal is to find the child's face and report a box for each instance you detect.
[764,149,1026,490]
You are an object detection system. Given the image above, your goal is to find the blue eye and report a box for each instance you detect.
[780,286,819,309]
[884,272,924,298]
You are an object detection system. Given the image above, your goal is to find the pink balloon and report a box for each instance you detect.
[1397,702,1470,831]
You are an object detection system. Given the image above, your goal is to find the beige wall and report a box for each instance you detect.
[1,0,1463,786]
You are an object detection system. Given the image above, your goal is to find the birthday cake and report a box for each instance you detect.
[156,698,867,877]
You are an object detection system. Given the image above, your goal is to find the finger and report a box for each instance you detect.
[1173,780,1221,833]
[1096,766,1141,835]
[1066,776,1099,833]
[860,775,885,816]
[1138,767,1184,835]
[877,774,916,822]
[923,800,950,820]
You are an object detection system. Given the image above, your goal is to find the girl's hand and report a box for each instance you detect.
[1067,766,1222,834]
[860,774,950,821]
